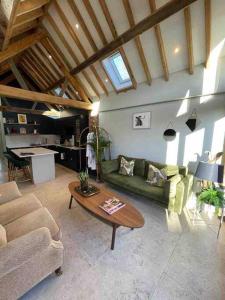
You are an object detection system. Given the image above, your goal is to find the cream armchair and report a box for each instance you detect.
[0,181,64,300]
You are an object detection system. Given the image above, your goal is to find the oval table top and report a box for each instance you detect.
[68,181,145,228]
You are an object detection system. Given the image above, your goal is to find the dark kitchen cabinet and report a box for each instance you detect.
[46,145,86,171]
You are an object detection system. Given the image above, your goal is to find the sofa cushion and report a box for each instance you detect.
[0,181,22,205]
[119,156,135,176]
[0,224,7,247]
[105,172,164,201]
[161,165,179,177]
[5,207,60,242]
[118,155,145,177]
[146,164,167,187]
[0,193,42,226]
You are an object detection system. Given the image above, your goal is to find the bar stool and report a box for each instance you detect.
[4,152,32,182]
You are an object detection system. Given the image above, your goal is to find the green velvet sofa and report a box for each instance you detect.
[101,155,193,214]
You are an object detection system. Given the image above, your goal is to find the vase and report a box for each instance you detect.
[80,180,89,192]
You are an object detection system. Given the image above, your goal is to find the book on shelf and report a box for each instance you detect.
[99,197,125,215]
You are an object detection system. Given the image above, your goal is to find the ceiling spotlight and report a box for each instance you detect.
[48,54,52,60]
[174,47,180,54]
[75,23,79,29]
[105,78,108,82]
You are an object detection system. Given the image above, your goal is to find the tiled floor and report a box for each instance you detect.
[1,159,225,299]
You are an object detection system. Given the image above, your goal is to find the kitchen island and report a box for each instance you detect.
[11,147,58,184]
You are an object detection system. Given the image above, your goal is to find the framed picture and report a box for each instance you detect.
[17,114,27,124]
[133,112,151,129]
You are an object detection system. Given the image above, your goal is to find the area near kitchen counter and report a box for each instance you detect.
[11,147,58,184]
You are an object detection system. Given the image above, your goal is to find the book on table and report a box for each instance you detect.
[99,197,125,215]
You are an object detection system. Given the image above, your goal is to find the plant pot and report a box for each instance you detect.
[80,180,89,192]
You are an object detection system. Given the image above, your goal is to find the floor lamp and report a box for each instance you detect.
[195,161,224,237]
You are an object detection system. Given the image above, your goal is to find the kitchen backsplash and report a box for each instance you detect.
[5,135,60,148]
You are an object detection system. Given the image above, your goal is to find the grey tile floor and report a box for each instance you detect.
[1,160,224,299]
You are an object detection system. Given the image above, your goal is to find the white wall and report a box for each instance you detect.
[5,135,60,148]
[99,60,225,173]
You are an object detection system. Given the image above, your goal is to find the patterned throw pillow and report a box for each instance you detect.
[146,164,167,187]
[119,156,135,176]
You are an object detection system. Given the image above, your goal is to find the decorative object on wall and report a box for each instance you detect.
[17,114,27,124]
[20,127,26,134]
[186,109,197,132]
[163,122,176,141]
[133,112,151,129]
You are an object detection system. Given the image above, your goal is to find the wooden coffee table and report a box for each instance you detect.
[68,181,144,250]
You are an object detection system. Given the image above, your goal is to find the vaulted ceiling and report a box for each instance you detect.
[0,0,224,109]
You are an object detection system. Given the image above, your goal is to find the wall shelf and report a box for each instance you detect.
[4,123,40,126]
[5,134,40,136]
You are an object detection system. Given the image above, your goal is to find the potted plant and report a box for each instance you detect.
[198,187,224,215]
[87,129,111,181]
[78,171,89,192]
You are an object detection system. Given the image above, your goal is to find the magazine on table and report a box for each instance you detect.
[99,197,125,215]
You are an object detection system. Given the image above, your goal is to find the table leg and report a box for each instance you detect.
[69,195,73,209]
[111,224,117,250]
[217,206,224,239]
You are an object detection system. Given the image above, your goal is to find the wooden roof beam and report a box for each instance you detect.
[0,84,92,110]
[16,0,49,16]
[71,0,197,75]
[41,37,90,102]
[1,0,20,50]
[45,13,99,98]
[184,7,194,74]
[54,1,108,96]
[0,73,15,85]
[123,0,152,85]
[9,58,29,89]
[0,30,46,64]
[13,7,44,27]
[149,0,169,81]
[0,105,46,115]
[205,0,211,68]
[98,0,136,91]
[20,60,47,90]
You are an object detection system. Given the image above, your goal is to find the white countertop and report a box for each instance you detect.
[11,147,58,158]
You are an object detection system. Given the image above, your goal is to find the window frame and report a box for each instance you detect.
[101,50,136,93]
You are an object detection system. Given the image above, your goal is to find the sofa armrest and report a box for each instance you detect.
[0,181,22,205]
[0,227,63,278]
[164,174,183,200]
[101,159,119,175]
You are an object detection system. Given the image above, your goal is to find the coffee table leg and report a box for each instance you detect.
[69,195,73,209]
[111,224,117,250]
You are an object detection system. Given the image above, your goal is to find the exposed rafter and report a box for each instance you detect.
[184,7,194,74]
[0,30,46,64]
[123,0,152,85]
[2,0,20,50]
[0,74,15,85]
[54,1,108,96]
[205,0,211,67]
[0,105,46,115]
[0,84,92,110]
[9,58,29,89]
[98,0,136,90]
[68,0,114,90]
[45,13,100,98]
[41,37,90,103]
[149,0,169,81]
[70,0,197,75]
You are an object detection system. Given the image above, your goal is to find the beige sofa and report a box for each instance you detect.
[0,181,64,300]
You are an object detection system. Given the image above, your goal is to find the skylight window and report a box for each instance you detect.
[102,51,133,91]
[54,87,69,99]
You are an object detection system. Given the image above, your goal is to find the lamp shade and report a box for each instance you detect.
[195,161,224,183]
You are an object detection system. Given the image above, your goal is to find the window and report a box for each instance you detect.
[102,51,133,92]
[53,87,69,99]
